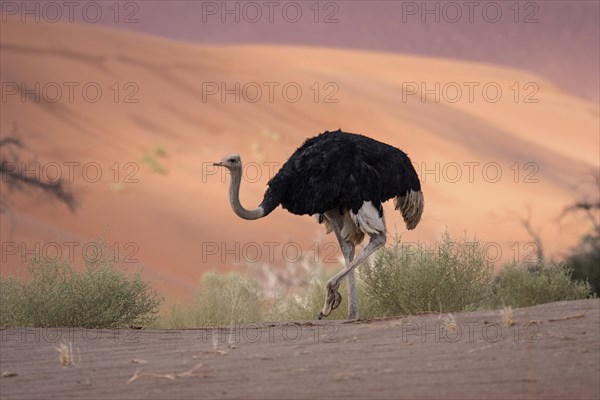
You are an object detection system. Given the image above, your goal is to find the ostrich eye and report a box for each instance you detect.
[228,158,236,163]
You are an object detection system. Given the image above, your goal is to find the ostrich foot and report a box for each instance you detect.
[318,285,342,319]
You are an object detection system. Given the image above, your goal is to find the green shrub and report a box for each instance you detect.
[155,233,595,328]
[162,272,263,328]
[360,232,493,316]
[153,145,167,157]
[490,262,593,308]
[0,247,162,328]
[567,233,600,295]
[142,154,166,174]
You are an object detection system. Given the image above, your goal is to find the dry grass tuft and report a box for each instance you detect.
[159,273,262,328]
[443,313,458,333]
[501,306,515,327]
[210,332,230,355]
[55,342,74,367]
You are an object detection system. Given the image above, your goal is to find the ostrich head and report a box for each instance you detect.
[213,153,241,170]
[213,152,264,220]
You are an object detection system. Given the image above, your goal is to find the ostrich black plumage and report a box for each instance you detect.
[213,130,424,319]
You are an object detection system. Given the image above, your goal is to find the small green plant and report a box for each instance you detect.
[142,154,166,174]
[0,244,162,328]
[361,232,493,316]
[153,145,166,157]
[110,182,125,192]
[489,262,593,308]
[161,272,263,328]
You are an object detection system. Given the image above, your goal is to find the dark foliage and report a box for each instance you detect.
[567,233,600,295]
[0,129,76,214]
[561,198,600,294]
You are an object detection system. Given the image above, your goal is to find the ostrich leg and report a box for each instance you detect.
[320,231,386,319]
[345,248,358,319]
[319,211,358,320]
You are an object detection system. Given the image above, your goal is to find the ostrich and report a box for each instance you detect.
[213,130,424,320]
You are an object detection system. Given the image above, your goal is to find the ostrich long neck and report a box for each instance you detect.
[229,166,265,220]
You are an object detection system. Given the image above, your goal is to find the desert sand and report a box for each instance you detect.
[0,299,598,399]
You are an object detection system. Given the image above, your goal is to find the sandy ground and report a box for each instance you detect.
[1,299,598,400]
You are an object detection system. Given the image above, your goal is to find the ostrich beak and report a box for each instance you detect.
[213,162,223,167]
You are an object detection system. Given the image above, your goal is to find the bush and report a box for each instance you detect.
[490,262,593,308]
[162,272,263,328]
[360,232,493,316]
[566,233,600,295]
[157,264,383,327]
[0,246,162,328]
[155,233,595,328]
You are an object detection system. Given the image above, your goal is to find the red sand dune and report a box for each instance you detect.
[1,18,598,301]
